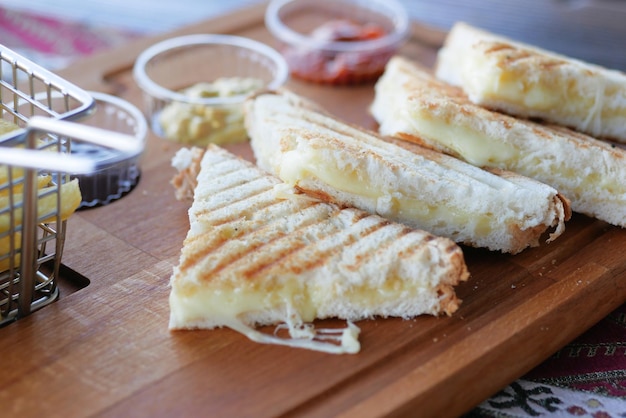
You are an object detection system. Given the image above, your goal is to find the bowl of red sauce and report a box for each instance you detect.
[265,0,409,85]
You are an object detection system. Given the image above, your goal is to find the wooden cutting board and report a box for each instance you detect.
[2,3,625,417]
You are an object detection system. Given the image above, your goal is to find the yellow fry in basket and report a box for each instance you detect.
[0,152,52,186]
[0,231,21,273]
[0,179,82,272]
[0,119,19,136]
[0,119,21,185]
[0,116,51,187]
[0,174,52,197]
[0,178,82,234]
[0,166,22,188]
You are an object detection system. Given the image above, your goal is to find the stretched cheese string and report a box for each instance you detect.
[227,315,361,354]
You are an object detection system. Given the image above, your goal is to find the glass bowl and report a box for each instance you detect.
[133,34,289,145]
[264,0,409,85]
[73,91,147,208]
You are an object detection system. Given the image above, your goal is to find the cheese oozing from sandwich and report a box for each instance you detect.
[435,22,626,143]
[372,55,626,228]
[169,145,469,354]
[246,90,569,254]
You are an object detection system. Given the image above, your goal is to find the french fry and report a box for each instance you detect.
[0,117,53,187]
[0,178,82,234]
[0,167,21,189]
[0,232,21,273]
[0,179,82,272]
[0,119,84,273]
[0,174,52,197]
[0,119,19,135]
[0,119,21,186]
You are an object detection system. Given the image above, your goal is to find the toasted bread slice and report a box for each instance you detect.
[436,22,626,143]
[372,55,626,227]
[245,90,569,254]
[169,145,469,354]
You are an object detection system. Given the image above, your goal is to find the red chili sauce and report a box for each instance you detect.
[282,20,393,85]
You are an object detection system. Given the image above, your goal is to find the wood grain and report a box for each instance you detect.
[1,3,624,417]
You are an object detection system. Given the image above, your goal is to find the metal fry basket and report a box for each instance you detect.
[0,45,139,326]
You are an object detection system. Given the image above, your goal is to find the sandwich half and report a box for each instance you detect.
[436,22,626,143]
[371,55,626,227]
[245,90,569,254]
[169,145,469,354]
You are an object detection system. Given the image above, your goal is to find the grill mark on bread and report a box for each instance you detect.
[194,163,276,198]
[481,41,566,69]
[341,224,412,273]
[185,200,328,278]
[188,188,443,283]
[246,210,408,274]
[199,202,334,280]
[219,210,393,279]
[238,209,374,278]
[242,212,440,279]
[194,186,278,225]
[482,42,514,54]
[182,194,326,272]
[278,109,404,162]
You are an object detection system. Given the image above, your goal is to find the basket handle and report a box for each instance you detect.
[0,116,143,173]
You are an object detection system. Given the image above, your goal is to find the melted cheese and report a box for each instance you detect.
[169,283,361,354]
[467,63,560,111]
[460,51,607,135]
[228,320,361,355]
[170,262,442,354]
[278,148,493,237]
[279,148,377,198]
[405,83,626,201]
[407,110,517,167]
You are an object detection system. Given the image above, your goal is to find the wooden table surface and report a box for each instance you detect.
[2,3,626,417]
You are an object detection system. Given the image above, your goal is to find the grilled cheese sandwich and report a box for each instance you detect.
[246,90,569,254]
[371,55,626,227]
[169,145,469,354]
[436,22,626,143]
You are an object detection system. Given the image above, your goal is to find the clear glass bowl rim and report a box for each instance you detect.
[133,34,290,106]
[264,0,410,53]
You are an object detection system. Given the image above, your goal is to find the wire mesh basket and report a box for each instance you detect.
[0,45,140,326]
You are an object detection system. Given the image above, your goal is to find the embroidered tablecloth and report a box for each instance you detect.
[472,304,626,417]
